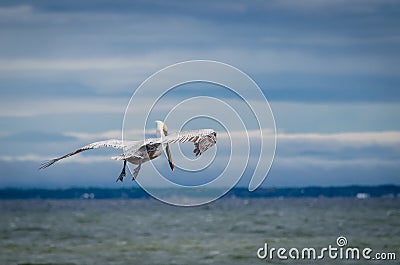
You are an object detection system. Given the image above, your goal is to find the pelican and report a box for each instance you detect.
[39,121,217,182]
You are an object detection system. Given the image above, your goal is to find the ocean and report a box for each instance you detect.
[1,198,399,265]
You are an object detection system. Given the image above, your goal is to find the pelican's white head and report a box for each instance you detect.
[155,120,174,171]
[155,120,168,137]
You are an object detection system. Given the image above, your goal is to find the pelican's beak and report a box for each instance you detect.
[165,144,174,171]
[162,122,174,171]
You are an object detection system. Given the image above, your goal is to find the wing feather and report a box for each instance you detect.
[39,139,126,169]
[163,129,217,156]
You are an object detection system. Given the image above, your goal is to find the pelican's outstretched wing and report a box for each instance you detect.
[163,129,217,156]
[39,139,126,169]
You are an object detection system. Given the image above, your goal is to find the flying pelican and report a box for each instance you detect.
[39,121,217,182]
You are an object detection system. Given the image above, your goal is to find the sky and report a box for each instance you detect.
[0,0,399,189]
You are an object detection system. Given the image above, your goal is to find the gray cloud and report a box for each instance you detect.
[0,131,76,142]
[1,1,399,102]
[0,0,399,188]
[1,130,399,188]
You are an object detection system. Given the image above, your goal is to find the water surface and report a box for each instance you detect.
[1,198,399,264]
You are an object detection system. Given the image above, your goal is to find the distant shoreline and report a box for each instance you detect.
[0,185,399,199]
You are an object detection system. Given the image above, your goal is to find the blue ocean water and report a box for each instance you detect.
[1,198,399,265]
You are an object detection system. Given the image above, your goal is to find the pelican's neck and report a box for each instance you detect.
[156,121,164,138]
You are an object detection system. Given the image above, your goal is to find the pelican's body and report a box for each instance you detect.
[40,121,217,181]
[119,121,169,166]
[123,142,163,165]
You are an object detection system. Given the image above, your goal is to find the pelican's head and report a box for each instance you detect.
[155,120,174,171]
[155,120,168,137]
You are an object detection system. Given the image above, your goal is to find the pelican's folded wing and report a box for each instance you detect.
[163,129,217,156]
[39,139,126,169]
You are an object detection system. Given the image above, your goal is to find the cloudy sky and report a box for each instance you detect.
[0,0,399,189]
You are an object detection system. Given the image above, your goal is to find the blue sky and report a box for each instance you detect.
[0,0,399,188]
